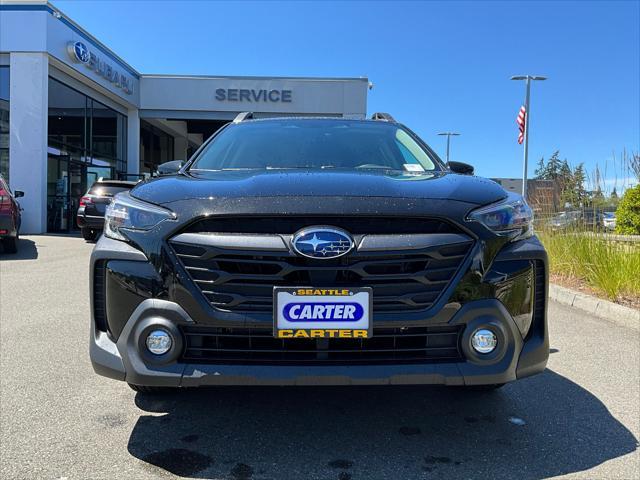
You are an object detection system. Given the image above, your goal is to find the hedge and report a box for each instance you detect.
[615,185,640,235]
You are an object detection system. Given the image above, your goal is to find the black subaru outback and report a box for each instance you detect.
[90,114,548,392]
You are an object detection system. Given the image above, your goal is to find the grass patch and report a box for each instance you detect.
[537,230,640,303]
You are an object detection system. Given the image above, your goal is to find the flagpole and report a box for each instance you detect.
[522,77,531,198]
[511,75,547,200]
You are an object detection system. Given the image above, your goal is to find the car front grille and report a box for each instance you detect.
[169,217,473,314]
[180,324,464,365]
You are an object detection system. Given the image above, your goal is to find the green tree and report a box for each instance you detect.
[573,163,587,206]
[611,187,619,200]
[615,185,640,235]
[546,151,562,179]
[559,159,575,206]
[560,159,573,191]
[535,151,563,180]
[609,187,620,208]
[535,157,547,179]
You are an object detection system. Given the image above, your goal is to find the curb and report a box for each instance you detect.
[549,284,640,331]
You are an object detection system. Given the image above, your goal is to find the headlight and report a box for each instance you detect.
[467,193,533,241]
[104,193,176,241]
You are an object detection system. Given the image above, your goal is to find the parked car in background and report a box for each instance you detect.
[77,180,137,241]
[547,209,605,231]
[603,212,616,231]
[0,174,24,254]
[582,210,605,230]
[547,211,581,231]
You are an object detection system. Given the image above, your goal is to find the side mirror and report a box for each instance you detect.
[447,161,474,175]
[156,160,184,176]
[14,190,24,198]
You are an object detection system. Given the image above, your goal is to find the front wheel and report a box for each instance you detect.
[81,228,98,242]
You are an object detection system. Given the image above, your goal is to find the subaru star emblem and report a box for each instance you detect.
[71,41,90,64]
[292,227,355,259]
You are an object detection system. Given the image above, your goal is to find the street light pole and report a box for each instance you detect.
[511,75,547,199]
[437,132,460,163]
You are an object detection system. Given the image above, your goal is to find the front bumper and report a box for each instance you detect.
[77,212,105,229]
[76,215,104,230]
[91,296,546,386]
[90,236,548,386]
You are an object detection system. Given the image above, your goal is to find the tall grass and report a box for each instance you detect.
[531,148,640,302]
[537,229,640,302]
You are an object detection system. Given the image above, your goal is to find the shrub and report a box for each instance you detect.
[615,185,640,235]
[538,230,640,301]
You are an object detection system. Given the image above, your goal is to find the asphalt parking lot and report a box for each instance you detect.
[1,235,638,480]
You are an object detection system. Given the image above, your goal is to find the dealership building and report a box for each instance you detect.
[0,1,369,234]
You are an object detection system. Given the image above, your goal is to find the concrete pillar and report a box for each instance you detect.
[126,108,140,175]
[188,133,203,147]
[174,136,188,161]
[9,52,48,234]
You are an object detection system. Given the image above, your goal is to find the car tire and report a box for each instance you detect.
[127,383,176,394]
[81,228,98,242]
[2,236,18,254]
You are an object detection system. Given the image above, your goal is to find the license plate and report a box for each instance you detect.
[274,287,372,339]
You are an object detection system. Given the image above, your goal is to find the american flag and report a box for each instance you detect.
[516,105,526,144]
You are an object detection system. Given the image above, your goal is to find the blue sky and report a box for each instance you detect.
[54,0,639,190]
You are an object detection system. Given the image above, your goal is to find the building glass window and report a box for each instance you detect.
[47,78,127,232]
[140,120,174,176]
[0,67,9,182]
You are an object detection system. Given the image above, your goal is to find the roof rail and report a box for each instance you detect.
[233,111,254,123]
[371,112,396,122]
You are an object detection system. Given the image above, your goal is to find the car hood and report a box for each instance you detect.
[131,169,507,206]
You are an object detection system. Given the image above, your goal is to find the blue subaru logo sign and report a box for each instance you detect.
[292,227,354,259]
[72,41,90,64]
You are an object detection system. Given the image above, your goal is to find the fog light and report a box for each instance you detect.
[146,329,172,355]
[471,329,497,354]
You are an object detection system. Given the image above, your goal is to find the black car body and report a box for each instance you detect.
[90,116,548,390]
[77,180,137,241]
[0,174,23,254]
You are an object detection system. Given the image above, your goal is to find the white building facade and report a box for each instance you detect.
[0,1,369,233]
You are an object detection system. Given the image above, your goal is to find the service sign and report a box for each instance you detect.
[274,287,372,339]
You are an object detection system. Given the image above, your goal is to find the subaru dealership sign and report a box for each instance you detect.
[67,41,134,95]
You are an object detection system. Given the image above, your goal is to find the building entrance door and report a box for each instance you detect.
[67,161,86,231]
[47,155,71,233]
[47,156,115,233]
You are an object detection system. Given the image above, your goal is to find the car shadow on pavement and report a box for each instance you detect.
[0,238,38,260]
[127,369,638,480]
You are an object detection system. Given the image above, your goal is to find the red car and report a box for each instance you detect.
[0,174,23,254]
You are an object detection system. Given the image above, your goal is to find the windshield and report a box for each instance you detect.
[190,120,439,172]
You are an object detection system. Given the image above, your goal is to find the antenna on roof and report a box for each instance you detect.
[371,112,396,122]
[233,112,254,123]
